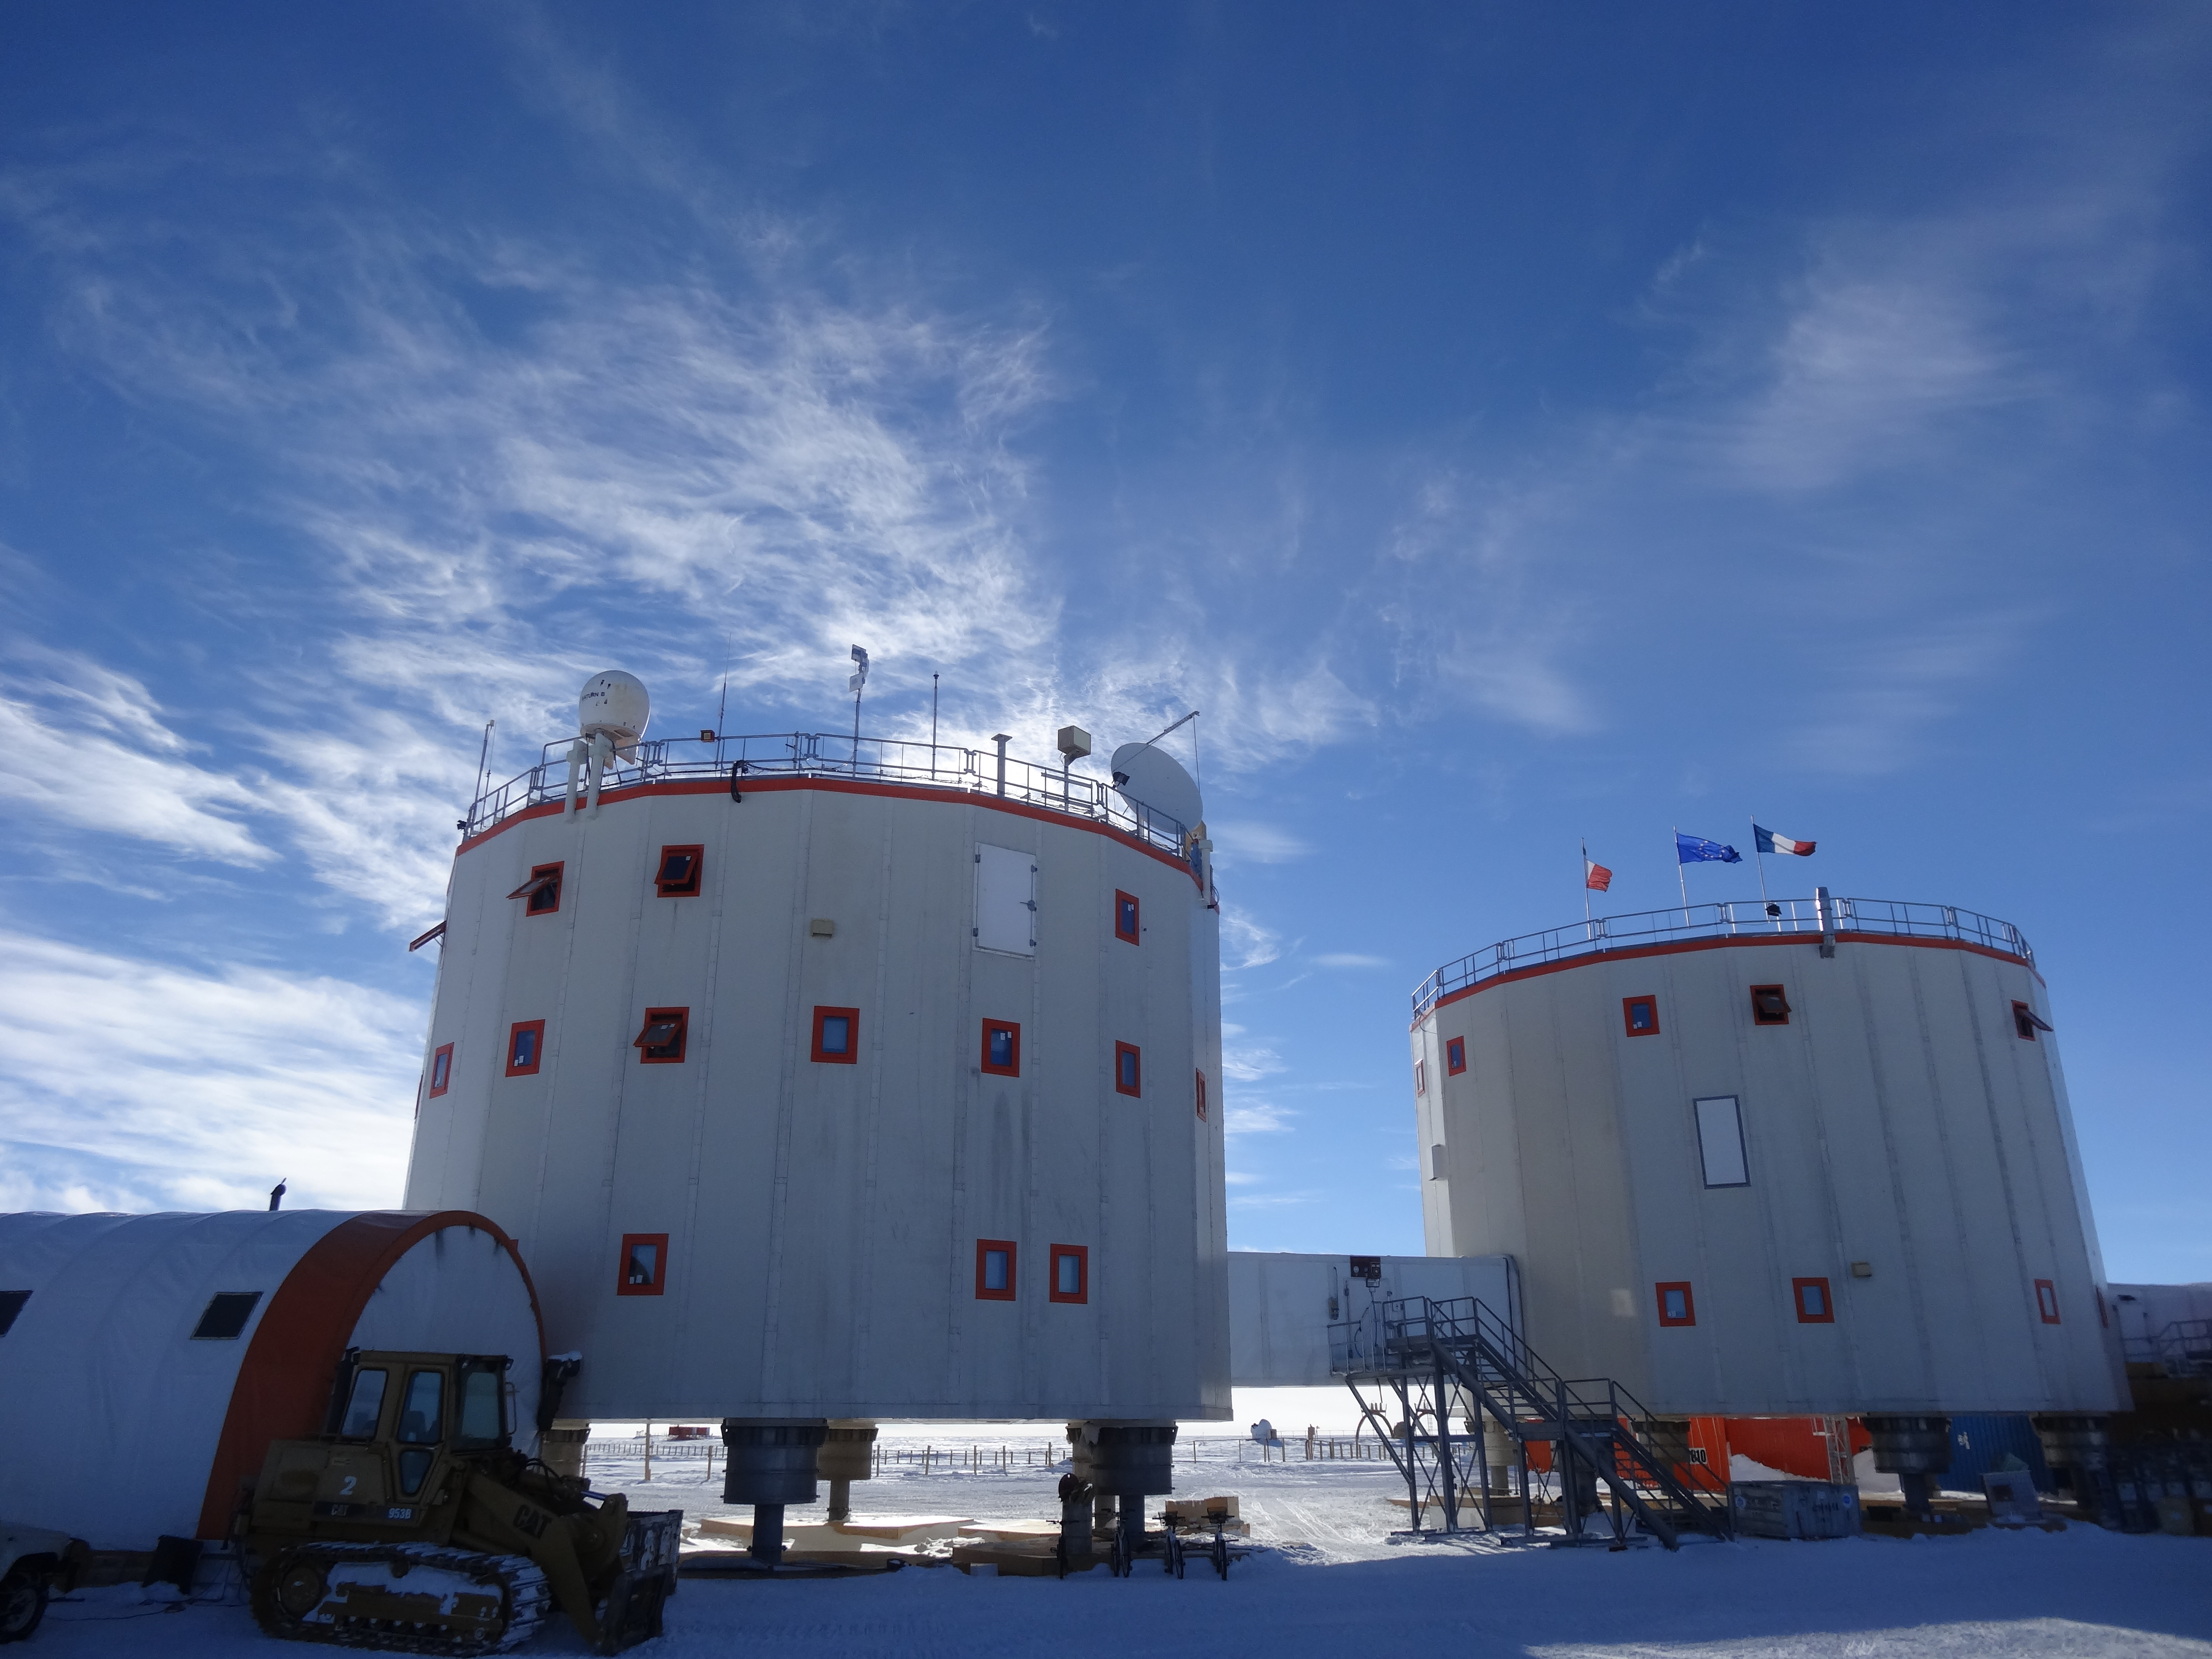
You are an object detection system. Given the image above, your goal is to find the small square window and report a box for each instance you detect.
[1655,1282,1696,1327]
[976,1239,1017,1300]
[981,1020,1022,1077]
[2013,1000,2052,1040]
[0,1289,29,1337]
[1446,1036,1467,1075]
[1414,1059,1426,1096]
[191,1291,263,1341]
[635,1007,689,1064]
[427,1042,453,1097]
[1793,1277,1834,1324]
[2035,1278,2061,1325]
[506,1020,546,1077]
[1050,1244,1088,1304]
[1114,1041,1142,1097]
[656,844,704,898]
[508,862,564,916]
[812,1006,859,1064]
[1623,996,1660,1036]
[1430,1143,1447,1181]
[1750,984,1791,1026]
[618,1233,669,1297]
[1114,890,1140,945]
[1195,1070,1207,1121]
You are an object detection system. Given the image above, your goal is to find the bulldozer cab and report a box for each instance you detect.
[251,1351,515,1541]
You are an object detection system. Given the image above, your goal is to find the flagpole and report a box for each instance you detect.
[1674,825,1690,925]
[1753,815,1772,926]
[1581,839,1593,927]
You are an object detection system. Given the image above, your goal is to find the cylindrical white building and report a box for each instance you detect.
[404,694,1231,1428]
[1409,893,2128,1427]
[0,1209,543,1547]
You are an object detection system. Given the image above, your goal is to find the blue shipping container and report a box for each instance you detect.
[1945,1415,2054,1493]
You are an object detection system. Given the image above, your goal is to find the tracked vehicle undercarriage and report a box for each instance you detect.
[246,1350,680,1655]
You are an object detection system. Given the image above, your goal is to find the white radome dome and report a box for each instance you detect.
[579,670,650,749]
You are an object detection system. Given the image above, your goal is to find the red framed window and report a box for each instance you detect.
[655,844,704,898]
[1655,1282,1696,1327]
[1050,1244,1089,1304]
[1114,1042,1142,1097]
[1446,1036,1467,1075]
[427,1042,454,1098]
[981,1019,1021,1077]
[976,1239,1017,1301]
[508,862,564,916]
[505,1020,546,1077]
[634,1007,689,1064]
[1623,996,1660,1037]
[1792,1277,1834,1324]
[2013,1000,2053,1040]
[1195,1070,1207,1121]
[812,1006,859,1064]
[618,1233,669,1297]
[1750,984,1791,1026]
[1114,890,1140,944]
[1414,1059,1426,1096]
[2035,1278,2061,1324]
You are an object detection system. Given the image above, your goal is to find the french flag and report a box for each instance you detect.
[1753,824,1815,857]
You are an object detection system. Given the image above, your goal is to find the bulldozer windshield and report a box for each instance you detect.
[337,1367,388,1439]
[455,1362,508,1449]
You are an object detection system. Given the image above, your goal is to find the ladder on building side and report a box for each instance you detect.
[1330,1295,1734,1548]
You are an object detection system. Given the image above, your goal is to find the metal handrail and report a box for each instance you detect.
[462,730,1193,859]
[1414,895,2034,1017]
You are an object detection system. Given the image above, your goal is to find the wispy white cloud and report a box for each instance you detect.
[0,930,422,1212]
[1207,820,1311,866]
[1309,952,1390,970]
[0,650,272,867]
[1218,909,1283,972]
[1225,1099,1294,1136]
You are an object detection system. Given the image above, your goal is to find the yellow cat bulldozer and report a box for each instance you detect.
[244,1350,680,1654]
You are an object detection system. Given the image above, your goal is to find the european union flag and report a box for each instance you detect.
[1676,832,1741,865]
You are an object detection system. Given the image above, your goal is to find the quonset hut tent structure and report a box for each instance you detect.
[0,1210,543,1547]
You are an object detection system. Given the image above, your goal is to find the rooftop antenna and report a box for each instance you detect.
[848,645,870,766]
[716,637,731,740]
[930,672,940,777]
[459,719,495,834]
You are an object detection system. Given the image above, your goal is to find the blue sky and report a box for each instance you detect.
[1,4,2206,1281]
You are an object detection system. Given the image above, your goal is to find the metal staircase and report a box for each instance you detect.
[1330,1295,1733,1548]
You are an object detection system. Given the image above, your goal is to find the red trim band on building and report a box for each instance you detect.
[457,775,1205,890]
[1416,929,2040,1027]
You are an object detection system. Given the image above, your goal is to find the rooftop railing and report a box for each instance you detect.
[1413,895,2033,1018]
[463,731,1194,861]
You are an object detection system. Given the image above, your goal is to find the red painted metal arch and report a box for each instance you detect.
[194,1209,544,1539]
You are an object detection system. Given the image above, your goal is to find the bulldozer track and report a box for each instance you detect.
[252,1542,550,1656]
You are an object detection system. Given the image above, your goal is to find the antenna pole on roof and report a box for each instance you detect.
[1144,709,1198,747]
[931,673,940,767]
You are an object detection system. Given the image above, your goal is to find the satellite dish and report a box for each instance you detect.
[579,670,650,751]
[1108,741,1201,831]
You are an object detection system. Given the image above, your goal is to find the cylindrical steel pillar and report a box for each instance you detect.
[721,1418,828,1563]
[819,1420,878,1524]
[540,1421,590,1482]
[1864,1415,1951,1520]
[2032,1414,2115,1522]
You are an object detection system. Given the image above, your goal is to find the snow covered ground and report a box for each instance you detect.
[36,1430,2212,1657]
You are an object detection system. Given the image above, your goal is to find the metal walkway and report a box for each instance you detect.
[1330,1295,1733,1548]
